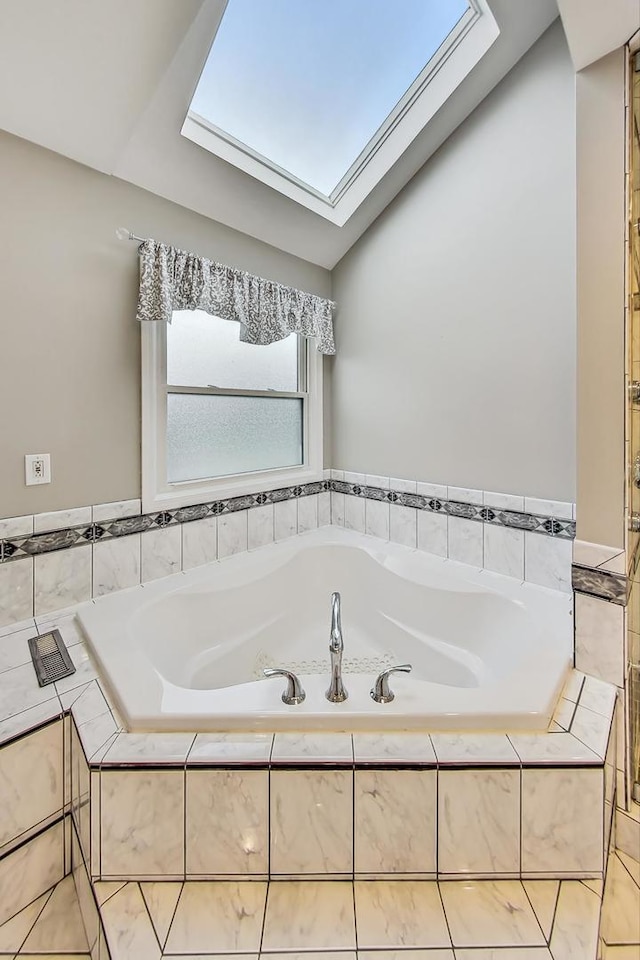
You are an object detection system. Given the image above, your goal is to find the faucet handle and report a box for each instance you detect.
[370,664,412,704]
[263,668,306,705]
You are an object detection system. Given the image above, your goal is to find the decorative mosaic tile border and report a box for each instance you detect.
[0,478,576,563]
[571,564,628,606]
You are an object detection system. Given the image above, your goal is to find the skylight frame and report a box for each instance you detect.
[182,0,499,226]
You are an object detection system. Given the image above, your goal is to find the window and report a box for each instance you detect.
[141,311,323,511]
[182,0,499,223]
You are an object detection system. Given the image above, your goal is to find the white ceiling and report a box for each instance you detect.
[556,0,639,71]
[0,0,559,268]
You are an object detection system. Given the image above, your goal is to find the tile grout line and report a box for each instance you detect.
[137,880,164,954]
[11,882,56,956]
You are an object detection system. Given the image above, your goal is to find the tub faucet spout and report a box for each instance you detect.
[326,591,348,703]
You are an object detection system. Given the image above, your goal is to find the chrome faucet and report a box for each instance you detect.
[326,591,348,703]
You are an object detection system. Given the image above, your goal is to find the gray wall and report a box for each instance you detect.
[330,23,577,501]
[0,132,331,518]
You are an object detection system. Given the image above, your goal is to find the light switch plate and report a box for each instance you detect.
[25,453,51,485]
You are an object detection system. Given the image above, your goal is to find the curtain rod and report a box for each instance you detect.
[115,227,148,243]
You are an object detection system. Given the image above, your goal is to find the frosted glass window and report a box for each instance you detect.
[167,394,303,482]
[167,310,299,391]
[190,0,470,195]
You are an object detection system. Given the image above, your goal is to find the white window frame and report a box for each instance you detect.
[141,318,324,513]
[181,0,499,225]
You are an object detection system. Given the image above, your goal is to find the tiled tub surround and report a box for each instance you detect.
[76,526,573,733]
[0,474,575,628]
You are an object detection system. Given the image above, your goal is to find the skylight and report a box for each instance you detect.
[183,0,499,223]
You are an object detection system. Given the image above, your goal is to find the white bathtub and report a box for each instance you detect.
[77,527,573,733]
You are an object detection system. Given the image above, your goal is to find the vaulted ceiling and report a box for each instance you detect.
[0,0,569,267]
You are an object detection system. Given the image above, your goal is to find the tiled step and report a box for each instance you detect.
[0,874,89,957]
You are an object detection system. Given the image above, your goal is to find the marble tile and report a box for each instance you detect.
[353,732,436,764]
[523,879,560,938]
[579,675,618,718]
[267,953,356,960]
[562,670,586,703]
[345,471,366,484]
[54,641,99,695]
[0,820,64,925]
[0,624,35,673]
[344,494,366,533]
[0,888,51,952]
[331,469,345,480]
[35,546,91,616]
[391,478,417,493]
[0,514,34,538]
[262,880,355,951]
[92,881,126,906]
[524,533,572,592]
[186,769,268,875]
[355,880,450,948]
[355,769,436,874]
[76,711,120,763]
[0,557,34,626]
[549,880,601,960]
[92,499,141,522]
[100,769,184,877]
[331,492,347,528]
[0,720,63,850]
[524,498,573,520]
[448,486,483,505]
[270,769,353,874]
[521,767,603,874]
[551,697,576,731]
[0,698,61,746]
[572,539,622,569]
[139,881,182,948]
[508,732,600,764]
[246,504,273,549]
[454,950,552,960]
[318,491,331,526]
[416,481,447,498]
[181,516,217,569]
[365,498,390,540]
[62,680,110,726]
[574,593,625,687]
[141,525,181,581]
[615,808,640,862]
[448,516,483,566]
[600,856,640,945]
[275,499,297,539]
[483,491,525,511]
[432,733,519,765]
[102,732,194,765]
[570,705,611,758]
[271,732,353,763]
[22,875,88,953]
[617,850,640,887]
[100,882,161,960]
[440,880,545,948]
[390,505,417,547]
[188,732,273,764]
[164,881,267,954]
[0,613,36,638]
[298,495,319,534]
[367,474,391,489]
[601,947,640,959]
[0,661,57,723]
[483,524,525,579]
[438,769,520,874]
[92,533,140,597]
[417,510,447,558]
[34,506,92,532]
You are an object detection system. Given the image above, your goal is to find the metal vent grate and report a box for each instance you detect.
[28,629,76,687]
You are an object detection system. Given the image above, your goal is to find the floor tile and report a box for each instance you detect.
[523,880,560,939]
[262,881,355,952]
[548,880,601,960]
[0,890,51,952]
[93,880,127,906]
[453,950,553,959]
[100,882,161,960]
[602,947,640,958]
[358,952,453,960]
[140,882,182,948]
[601,857,640,945]
[439,880,545,948]
[21,875,88,953]
[354,880,450,949]
[617,851,640,888]
[17,955,92,959]
[164,881,267,954]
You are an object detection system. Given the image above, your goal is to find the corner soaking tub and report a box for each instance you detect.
[77,527,573,732]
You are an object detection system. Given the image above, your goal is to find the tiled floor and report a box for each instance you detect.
[1,853,638,960]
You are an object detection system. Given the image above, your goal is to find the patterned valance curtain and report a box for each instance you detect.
[136,239,336,355]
